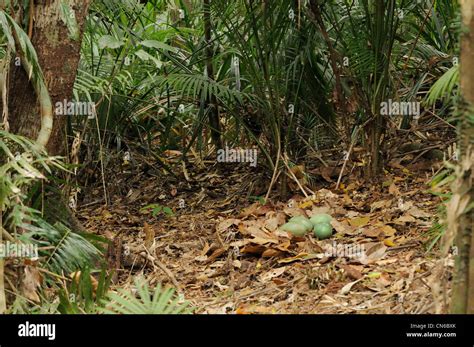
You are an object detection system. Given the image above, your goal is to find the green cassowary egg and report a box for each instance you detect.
[310,213,332,225]
[313,223,333,240]
[288,216,313,231]
[281,222,308,237]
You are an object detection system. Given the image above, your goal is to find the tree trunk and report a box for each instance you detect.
[367,114,382,178]
[450,0,474,314]
[5,0,91,155]
[1,1,91,235]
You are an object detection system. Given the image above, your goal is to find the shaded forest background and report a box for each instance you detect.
[0,0,472,314]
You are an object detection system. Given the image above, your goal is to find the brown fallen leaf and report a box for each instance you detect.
[340,264,363,280]
[229,240,249,248]
[349,216,370,228]
[255,204,274,216]
[320,167,336,182]
[340,278,363,295]
[200,241,211,256]
[70,271,99,293]
[22,265,42,303]
[217,218,241,233]
[263,213,286,231]
[204,248,227,264]
[277,253,322,264]
[262,249,284,258]
[389,182,400,195]
[380,224,397,237]
[272,278,287,286]
[170,186,178,197]
[356,243,388,265]
[282,206,307,217]
[408,207,431,219]
[343,194,353,205]
[259,266,287,282]
[331,219,355,235]
[239,221,278,243]
[274,241,291,252]
[376,272,391,287]
[290,165,306,179]
[250,235,279,245]
[163,149,182,157]
[370,200,391,212]
[239,222,279,244]
[241,244,267,255]
[239,203,260,218]
[362,228,385,239]
[398,200,414,212]
[310,205,332,216]
[393,214,416,224]
[144,222,155,249]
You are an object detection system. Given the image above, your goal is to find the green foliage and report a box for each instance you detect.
[69,0,461,174]
[0,131,62,210]
[140,203,174,218]
[0,131,103,311]
[426,168,455,252]
[72,0,338,170]
[0,132,102,275]
[336,0,401,111]
[20,217,102,274]
[0,131,64,228]
[8,296,60,314]
[58,267,113,314]
[1,0,464,314]
[425,65,459,106]
[60,1,80,40]
[249,196,266,205]
[0,10,45,86]
[100,277,194,314]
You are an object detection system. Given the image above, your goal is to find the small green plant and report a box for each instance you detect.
[8,296,60,314]
[100,277,194,314]
[249,196,266,205]
[58,267,113,314]
[426,168,455,252]
[140,204,174,218]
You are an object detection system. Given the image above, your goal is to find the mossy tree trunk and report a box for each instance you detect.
[5,0,90,155]
[1,1,91,233]
[450,0,474,314]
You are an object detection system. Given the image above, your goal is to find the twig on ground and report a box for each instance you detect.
[282,153,311,198]
[139,251,181,293]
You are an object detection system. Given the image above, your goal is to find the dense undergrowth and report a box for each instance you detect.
[0,0,462,313]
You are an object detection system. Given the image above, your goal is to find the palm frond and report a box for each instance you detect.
[100,277,194,314]
[425,64,459,106]
[17,211,102,274]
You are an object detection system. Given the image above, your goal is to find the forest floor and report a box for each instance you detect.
[77,142,454,314]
